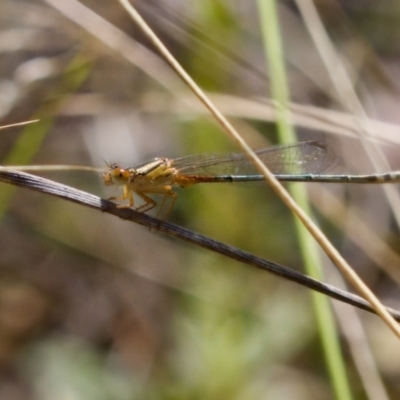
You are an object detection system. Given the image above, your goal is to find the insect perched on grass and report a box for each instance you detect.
[102,140,400,218]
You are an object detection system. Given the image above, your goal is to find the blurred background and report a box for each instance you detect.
[1,0,400,398]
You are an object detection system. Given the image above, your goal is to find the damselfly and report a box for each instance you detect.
[103,141,400,216]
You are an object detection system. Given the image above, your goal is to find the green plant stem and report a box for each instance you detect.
[257,1,353,399]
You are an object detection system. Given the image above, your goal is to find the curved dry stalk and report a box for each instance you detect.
[313,186,400,286]
[0,167,399,321]
[116,0,400,337]
[0,120,39,131]
[3,165,104,173]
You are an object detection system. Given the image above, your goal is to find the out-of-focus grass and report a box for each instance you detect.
[0,54,92,218]
[257,1,352,399]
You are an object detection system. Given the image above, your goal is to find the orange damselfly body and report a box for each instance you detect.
[103,141,400,217]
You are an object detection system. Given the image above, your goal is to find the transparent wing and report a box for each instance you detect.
[170,141,336,177]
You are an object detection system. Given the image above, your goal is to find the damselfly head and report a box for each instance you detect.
[103,163,132,186]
